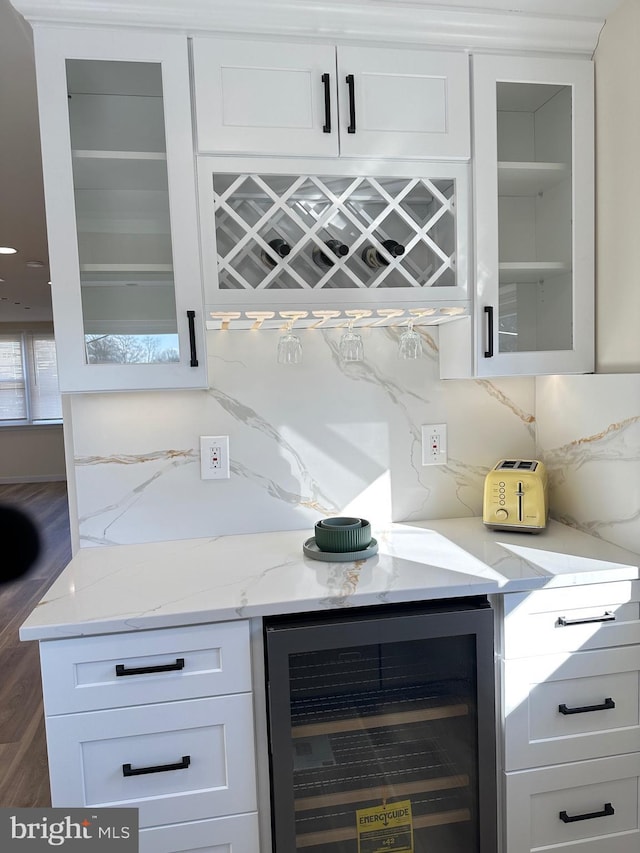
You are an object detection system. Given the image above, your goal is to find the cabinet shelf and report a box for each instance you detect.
[291,701,469,739]
[498,161,569,196]
[296,809,472,848]
[80,263,173,273]
[72,150,168,191]
[499,262,570,284]
[294,773,470,812]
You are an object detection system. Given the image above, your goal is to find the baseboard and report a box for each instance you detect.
[0,475,67,485]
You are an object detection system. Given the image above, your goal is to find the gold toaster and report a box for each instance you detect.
[483,459,548,532]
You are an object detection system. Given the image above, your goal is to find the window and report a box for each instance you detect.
[0,333,63,424]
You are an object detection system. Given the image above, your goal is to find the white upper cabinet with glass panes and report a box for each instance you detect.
[33,27,207,393]
[191,38,470,160]
[472,55,594,377]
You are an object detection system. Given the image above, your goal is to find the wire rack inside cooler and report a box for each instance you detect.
[286,641,478,849]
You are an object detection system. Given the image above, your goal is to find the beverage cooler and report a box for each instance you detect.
[264,598,497,853]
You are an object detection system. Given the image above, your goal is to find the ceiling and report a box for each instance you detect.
[0,0,626,325]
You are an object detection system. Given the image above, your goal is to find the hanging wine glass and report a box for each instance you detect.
[398,319,422,359]
[339,317,364,362]
[277,319,303,365]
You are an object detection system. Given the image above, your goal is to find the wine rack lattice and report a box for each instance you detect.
[212,174,458,294]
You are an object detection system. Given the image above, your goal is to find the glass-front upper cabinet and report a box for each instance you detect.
[33,27,207,392]
[472,56,594,377]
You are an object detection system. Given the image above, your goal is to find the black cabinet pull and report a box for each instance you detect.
[115,657,185,677]
[322,73,331,133]
[559,802,614,823]
[556,611,615,627]
[559,697,615,715]
[122,755,190,777]
[346,74,356,133]
[187,310,198,367]
[484,305,494,358]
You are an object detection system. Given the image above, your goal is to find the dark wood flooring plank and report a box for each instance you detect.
[0,481,70,808]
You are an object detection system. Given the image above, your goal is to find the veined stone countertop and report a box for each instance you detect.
[20,518,640,641]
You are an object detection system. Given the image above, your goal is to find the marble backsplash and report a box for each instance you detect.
[536,374,640,555]
[68,326,536,546]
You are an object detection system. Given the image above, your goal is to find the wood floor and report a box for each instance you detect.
[0,481,72,807]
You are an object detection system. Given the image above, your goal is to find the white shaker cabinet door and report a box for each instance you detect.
[192,38,339,157]
[337,45,470,160]
[473,54,594,377]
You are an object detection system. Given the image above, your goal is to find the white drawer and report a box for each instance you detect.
[40,620,251,714]
[139,812,260,853]
[45,694,257,828]
[503,581,640,659]
[506,753,640,853]
[504,645,640,770]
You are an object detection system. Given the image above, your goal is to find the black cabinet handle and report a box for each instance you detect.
[322,73,331,133]
[559,697,615,715]
[559,802,614,823]
[484,306,494,358]
[346,74,356,133]
[187,310,198,367]
[556,612,615,627]
[115,658,185,677]
[123,755,190,777]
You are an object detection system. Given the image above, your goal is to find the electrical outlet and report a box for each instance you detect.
[200,435,230,480]
[421,424,447,466]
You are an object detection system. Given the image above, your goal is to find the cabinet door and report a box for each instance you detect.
[139,812,260,853]
[192,38,338,157]
[473,55,594,376]
[33,27,207,392]
[45,694,257,827]
[505,753,640,852]
[337,46,470,159]
[504,645,640,770]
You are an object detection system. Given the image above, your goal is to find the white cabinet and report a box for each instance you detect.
[198,159,470,319]
[192,37,470,160]
[33,26,207,392]
[472,55,594,377]
[501,582,640,852]
[39,621,260,853]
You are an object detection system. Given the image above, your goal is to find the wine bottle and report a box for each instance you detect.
[361,239,405,269]
[261,238,291,269]
[312,239,349,270]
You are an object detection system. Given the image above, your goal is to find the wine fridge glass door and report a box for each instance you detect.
[264,600,496,853]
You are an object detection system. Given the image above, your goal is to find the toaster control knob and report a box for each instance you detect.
[495,508,509,520]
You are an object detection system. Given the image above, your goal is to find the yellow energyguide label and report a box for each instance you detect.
[356,799,414,853]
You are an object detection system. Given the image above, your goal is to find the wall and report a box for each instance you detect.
[0,425,65,483]
[67,326,535,547]
[536,374,640,554]
[594,0,640,372]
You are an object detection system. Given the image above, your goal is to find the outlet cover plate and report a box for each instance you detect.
[200,435,230,480]
[421,424,447,466]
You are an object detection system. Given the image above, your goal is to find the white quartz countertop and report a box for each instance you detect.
[20,518,640,641]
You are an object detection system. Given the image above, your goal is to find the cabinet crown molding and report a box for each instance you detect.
[10,0,608,55]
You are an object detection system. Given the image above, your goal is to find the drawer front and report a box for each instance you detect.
[139,812,260,853]
[504,645,640,770]
[45,694,257,828]
[506,753,640,853]
[503,581,640,659]
[40,621,251,714]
